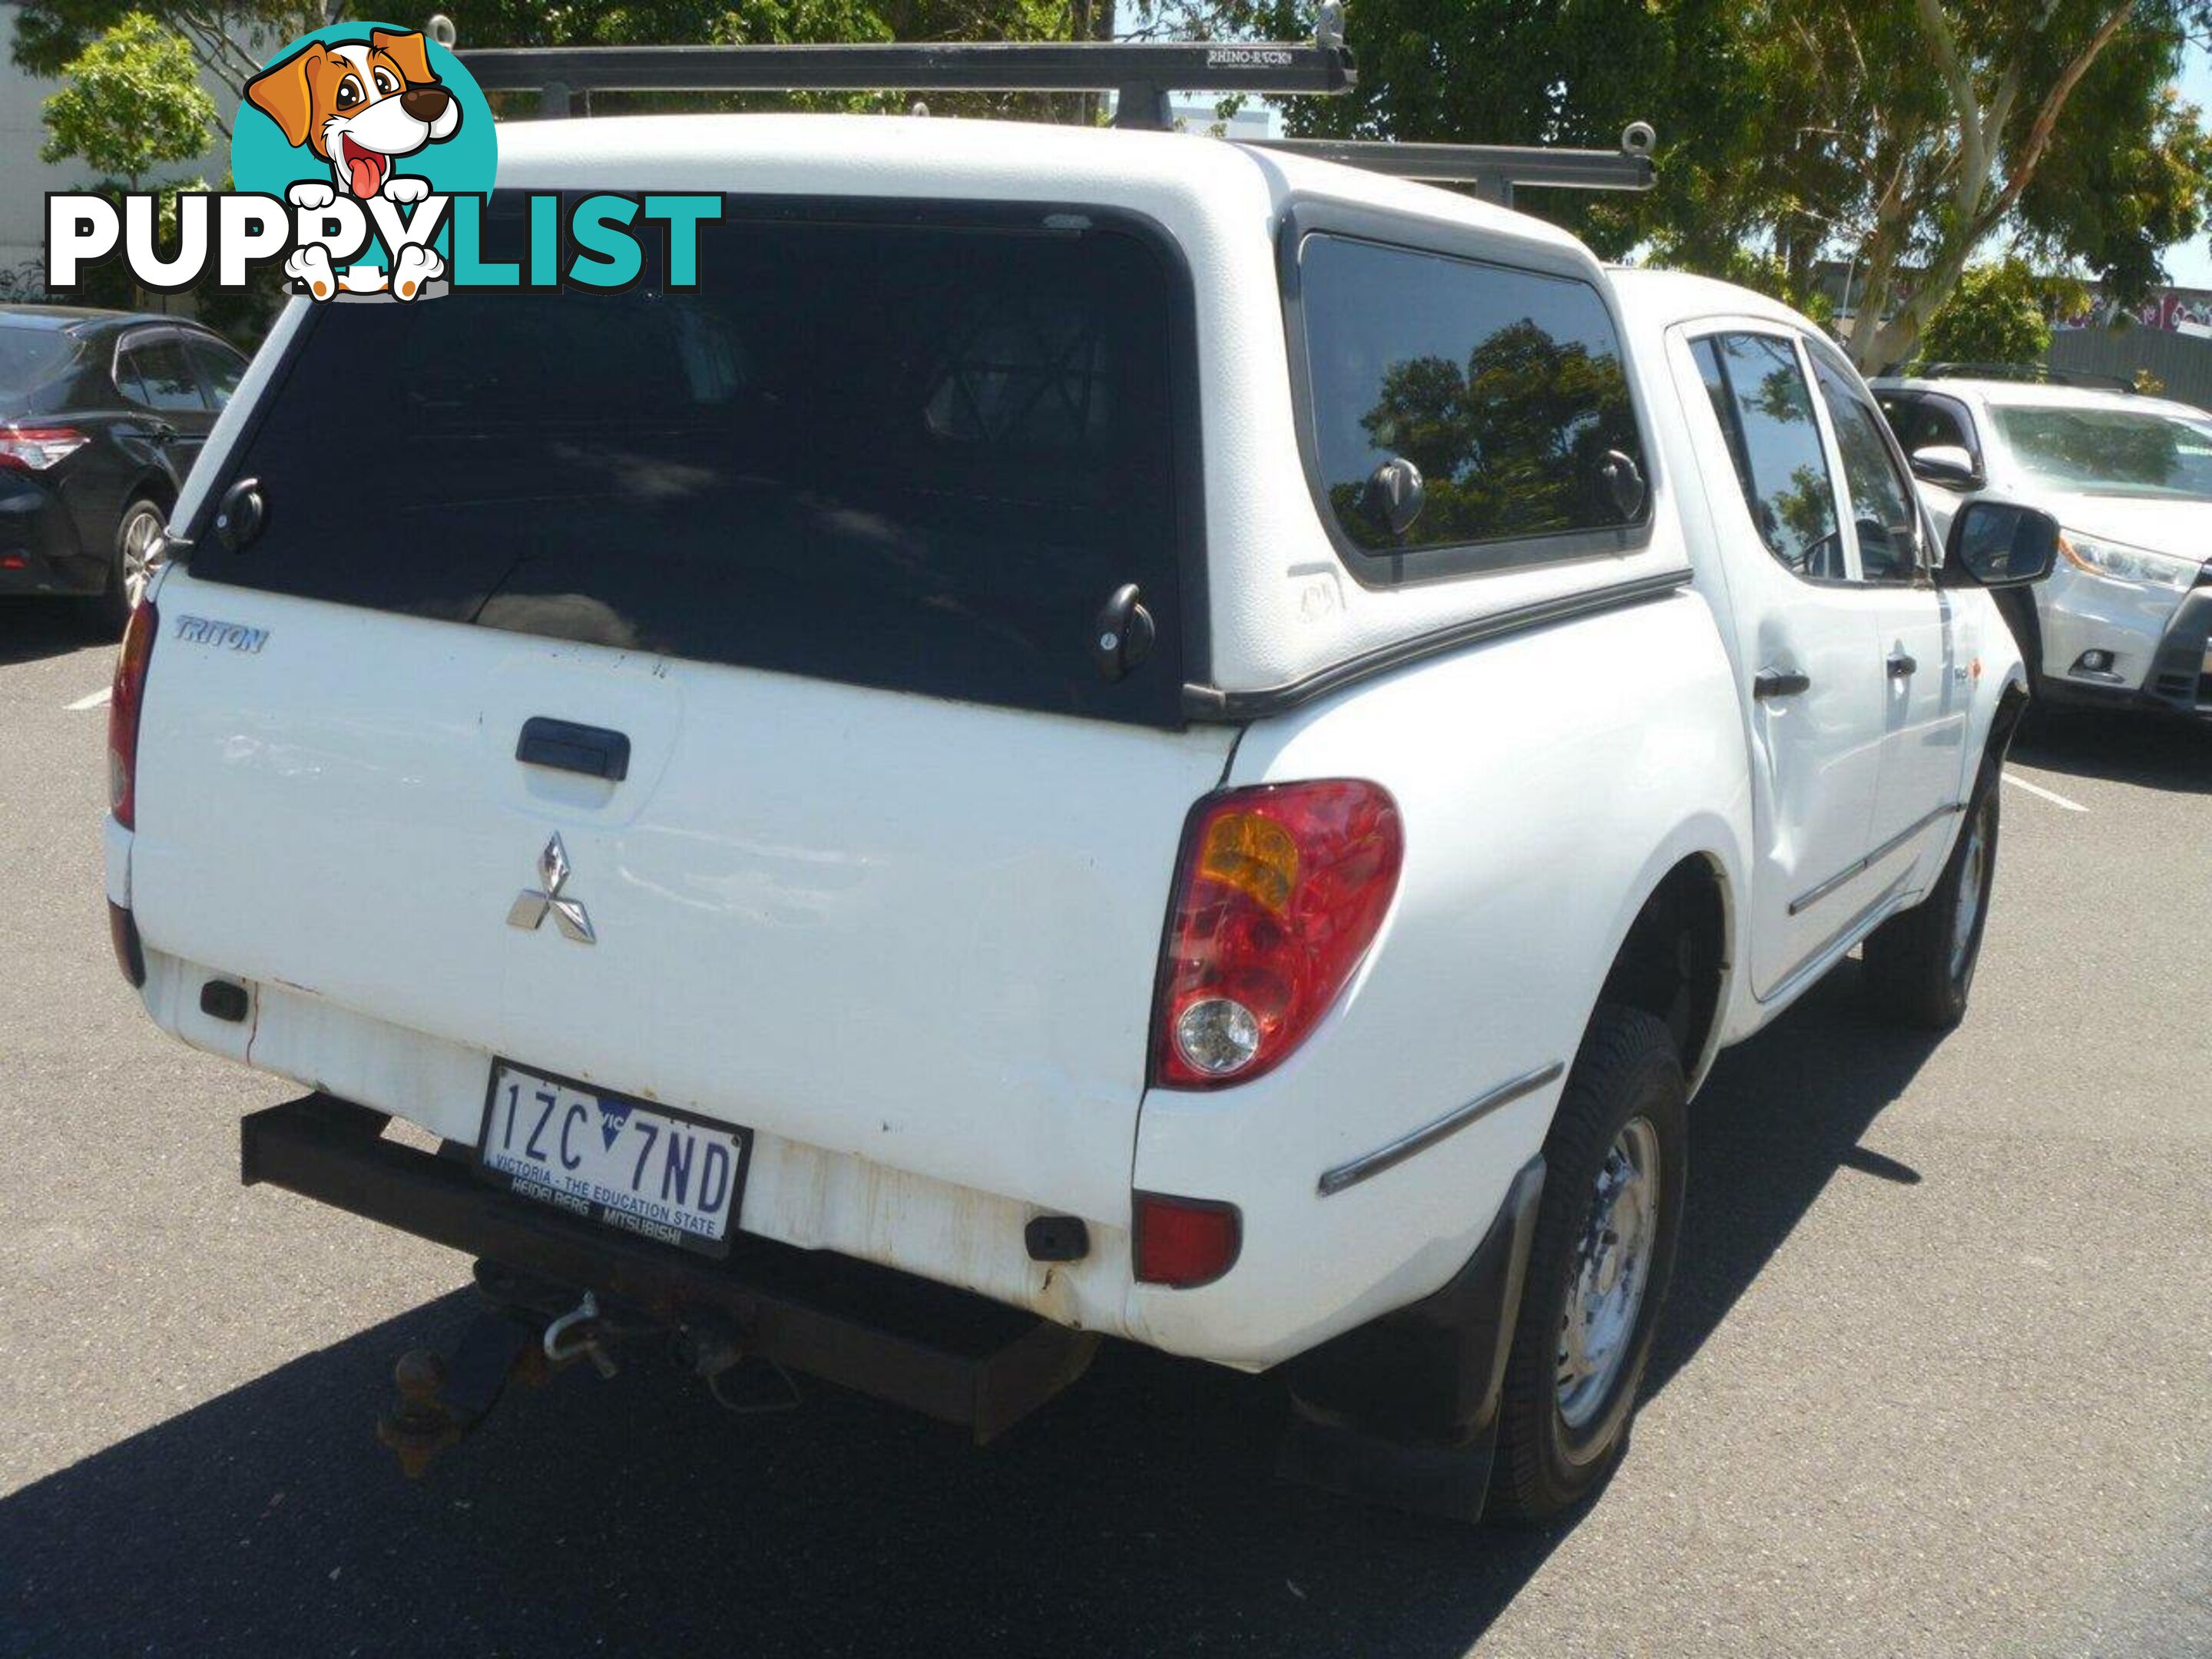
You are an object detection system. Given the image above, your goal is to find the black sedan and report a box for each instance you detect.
[0,306,249,629]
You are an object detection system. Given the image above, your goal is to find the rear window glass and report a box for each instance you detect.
[0,326,74,398]
[187,200,1191,727]
[1297,233,1647,570]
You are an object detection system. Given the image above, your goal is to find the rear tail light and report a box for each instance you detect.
[1151,780,1402,1088]
[0,426,90,471]
[109,599,156,830]
[1134,1193,1241,1288]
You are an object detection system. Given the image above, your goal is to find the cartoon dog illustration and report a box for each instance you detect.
[246,30,460,300]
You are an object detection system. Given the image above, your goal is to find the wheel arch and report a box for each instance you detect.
[1592,839,1738,1094]
[125,471,177,515]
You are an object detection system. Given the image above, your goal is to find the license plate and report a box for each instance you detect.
[477,1061,750,1258]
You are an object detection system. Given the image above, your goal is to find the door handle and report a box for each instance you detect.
[516,717,631,782]
[1887,652,1919,679]
[1753,669,1812,700]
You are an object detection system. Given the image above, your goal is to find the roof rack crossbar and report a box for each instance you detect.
[455,38,1356,127]
[1239,134,1655,204]
[1916,360,2134,395]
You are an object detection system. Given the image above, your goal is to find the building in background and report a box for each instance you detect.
[0,1,243,297]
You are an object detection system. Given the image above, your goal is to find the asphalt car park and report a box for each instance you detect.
[2,600,2207,1657]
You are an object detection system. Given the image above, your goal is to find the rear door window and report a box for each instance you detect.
[187,200,1194,727]
[118,337,210,412]
[1690,333,1844,580]
[185,336,247,409]
[1296,233,1648,575]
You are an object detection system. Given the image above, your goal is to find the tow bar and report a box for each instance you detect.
[246,1092,1099,1475]
[376,1267,812,1476]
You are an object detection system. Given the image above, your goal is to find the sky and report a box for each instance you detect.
[2164,44,2212,289]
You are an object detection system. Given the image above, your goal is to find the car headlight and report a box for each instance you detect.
[2058,530,2202,591]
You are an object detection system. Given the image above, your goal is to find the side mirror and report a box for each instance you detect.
[1909,445,1979,488]
[1941,499,2058,589]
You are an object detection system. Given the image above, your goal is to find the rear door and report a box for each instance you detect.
[1674,324,1888,997]
[114,329,218,477]
[131,200,1226,1223]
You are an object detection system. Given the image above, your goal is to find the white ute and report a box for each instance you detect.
[103,61,2058,1522]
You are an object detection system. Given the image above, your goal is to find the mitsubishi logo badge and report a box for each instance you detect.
[508,833,595,945]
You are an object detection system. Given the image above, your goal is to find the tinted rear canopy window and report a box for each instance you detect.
[1296,233,1647,576]
[188,200,1193,727]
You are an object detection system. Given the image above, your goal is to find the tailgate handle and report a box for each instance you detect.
[1092,582,1157,682]
[516,717,631,783]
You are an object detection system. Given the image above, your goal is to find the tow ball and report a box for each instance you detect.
[373,1267,797,1477]
[376,1267,635,1479]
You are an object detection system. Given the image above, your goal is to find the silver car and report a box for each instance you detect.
[1875,372,2210,717]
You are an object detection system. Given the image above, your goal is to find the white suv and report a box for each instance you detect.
[1876,372,2212,717]
[104,105,2055,1523]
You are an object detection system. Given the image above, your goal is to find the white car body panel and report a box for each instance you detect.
[1130,590,1749,1365]
[118,124,2028,1372]
[131,570,1236,1233]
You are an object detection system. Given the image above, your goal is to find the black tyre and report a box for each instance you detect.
[1860,778,1998,1031]
[98,498,167,633]
[1489,1005,1686,1524]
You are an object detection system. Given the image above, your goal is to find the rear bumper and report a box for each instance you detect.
[0,475,98,594]
[241,1092,1099,1441]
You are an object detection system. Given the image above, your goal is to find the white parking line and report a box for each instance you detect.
[2002,770,2088,813]
[65,687,111,711]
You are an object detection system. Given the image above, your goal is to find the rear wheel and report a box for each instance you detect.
[1489,1005,1686,1524]
[99,498,167,632]
[1860,780,1998,1031]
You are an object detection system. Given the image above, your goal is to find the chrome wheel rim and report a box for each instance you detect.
[1949,806,1988,982]
[121,509,164,609]
[1557,1117,1661,1431]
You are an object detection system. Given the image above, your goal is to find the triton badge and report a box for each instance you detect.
[507,833,594,944]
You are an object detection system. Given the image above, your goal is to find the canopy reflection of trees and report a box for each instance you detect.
[1332,319,1638,551]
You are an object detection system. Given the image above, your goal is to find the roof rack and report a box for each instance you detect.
[1916,361,2135,395]
[1240,127,1655,206]
[440,8,1354,129]
[430,7,1656,204]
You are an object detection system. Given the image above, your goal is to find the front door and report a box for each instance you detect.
[1806,343,1972,885]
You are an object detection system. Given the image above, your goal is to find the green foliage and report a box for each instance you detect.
[1143,0,2212,370]
[1916,261,2055,366]
[13,0,322,127]
[38,12,214,189]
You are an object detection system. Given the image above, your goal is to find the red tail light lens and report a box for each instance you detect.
[1134,1193,1241,1288]
[0,425,90,471]
[109,600,157,829]
[1151,780,1403,1089]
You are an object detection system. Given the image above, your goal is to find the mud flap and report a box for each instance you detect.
[1274,1155,1546,1522]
